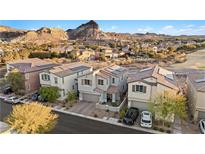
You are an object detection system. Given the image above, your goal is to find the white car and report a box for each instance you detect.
[140,111,152,128]
[0,95,6,100]
[19,98,30,104]
[4,96,19,104]
[199,119,205,134]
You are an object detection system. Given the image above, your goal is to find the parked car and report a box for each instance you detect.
[17,97,30,104]
[0,95,6,100]
[37,95,47,102]
[199,119,205,134]
[123,107,139,125]
[140,111,152,128]
[31,92,40,101]
[3,87,13,95]
[4,96,19,104]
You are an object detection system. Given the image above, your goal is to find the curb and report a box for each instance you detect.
[52,108,165,134]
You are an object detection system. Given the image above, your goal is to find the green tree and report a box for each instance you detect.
[149,91,187,126]
[66,91,77,107]
[39,86,60,102]
[6,69,25,94]
[66,91,77,102]
[119,107,128,119]
[6,102,58,134]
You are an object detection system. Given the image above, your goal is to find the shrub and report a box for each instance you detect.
[6,102,58,134]
[6,70,25,94]
[166,130,171,134]
[159,128,164,132]
[153,126,158,130]
[94,113,98,118]
[119,108,127,119]
[39,86,60,103]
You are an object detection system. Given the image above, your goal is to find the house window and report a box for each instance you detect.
[98,79,104,85]
[82,79,92,86]
[54,77,58,84]
[132,85,146,93]
[41,74,50,81]
[112,78,115,84]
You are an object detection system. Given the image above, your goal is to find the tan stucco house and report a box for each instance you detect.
[186,73,205,121]
[127,65,179,110]
[6,58,57,93]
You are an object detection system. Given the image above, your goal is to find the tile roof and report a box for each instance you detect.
[8,58,57,73]
[49,62,91,78]
[96,65,127,78]
[107,85,119,94]
[94,87,104,93]
[128,65,179,90]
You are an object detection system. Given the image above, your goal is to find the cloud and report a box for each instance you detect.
[136,27,153,33]
[185,24,194,28]
[179,28,193,32]
[111,26,118,30]
[162,25,174,30]
[31,28,38,31]
[106,26,118,31]
[199,25,205,29]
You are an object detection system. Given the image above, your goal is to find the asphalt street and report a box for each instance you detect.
[0,100,150,134]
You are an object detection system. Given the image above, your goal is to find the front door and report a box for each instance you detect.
[107,93,112,102]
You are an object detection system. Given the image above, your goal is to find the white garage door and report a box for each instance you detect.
[198,111,205,120]
[129,100,147,111]
[82,93,99,103]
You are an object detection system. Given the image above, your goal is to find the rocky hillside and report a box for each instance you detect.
[2,20,205,44]
[67,20,109,40]
[11,27,68,44]
[0,26,27,41]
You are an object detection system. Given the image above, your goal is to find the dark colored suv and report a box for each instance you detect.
[31,92,40,101]
[123,107,139,125]
[3,87,13,95]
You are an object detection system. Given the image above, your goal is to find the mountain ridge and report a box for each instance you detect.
[1,20,205,43]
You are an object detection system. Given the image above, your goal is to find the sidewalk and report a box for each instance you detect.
[172,117,182,134]
[53,108,164,134]
[172,117,200,134]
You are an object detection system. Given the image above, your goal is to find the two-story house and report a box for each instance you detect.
[6,58,57,93]
[39,62,92,100]
[78,65,128,103]
[127,65,179,110]
[186,73,205,121]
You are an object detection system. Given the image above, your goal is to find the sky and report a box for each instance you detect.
[1,20,205,36]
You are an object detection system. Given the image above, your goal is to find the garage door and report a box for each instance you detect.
[198,111,205,120]
[82,93,99,103]
[128,100,147,111]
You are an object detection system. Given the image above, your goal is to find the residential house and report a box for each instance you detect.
[186,73,205,121]
[78,49,95,61]
[127,65,179,110]
[101,47,113,58]
[6,58,57,93]
[39,62,93,100]
[122,45,130,52]
[78,65,128,104]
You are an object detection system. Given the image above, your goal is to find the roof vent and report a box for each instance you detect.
[139,67,152,72]
[195,78,205,83]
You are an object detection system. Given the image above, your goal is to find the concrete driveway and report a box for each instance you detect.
[68,101,96,116]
